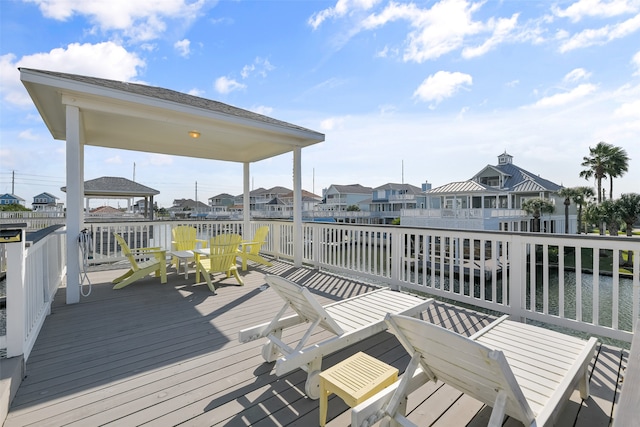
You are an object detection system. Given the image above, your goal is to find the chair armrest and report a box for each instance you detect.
[130,248,165,256]
[239,240,263,250]
[137,246,163,253]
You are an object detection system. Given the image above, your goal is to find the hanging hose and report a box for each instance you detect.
[78,228,93,297]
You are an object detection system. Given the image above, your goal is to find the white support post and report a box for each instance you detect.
[293,148,302,267]
[65,104,83,304]
[508,234,525,321]
[6,230,26,358]
[243,162,250,239]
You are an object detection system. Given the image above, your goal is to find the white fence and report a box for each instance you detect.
[2,219,639,362]
[85,220,640,342]
[2,226,66,360]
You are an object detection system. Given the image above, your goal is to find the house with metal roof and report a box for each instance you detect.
[402,152,575,233]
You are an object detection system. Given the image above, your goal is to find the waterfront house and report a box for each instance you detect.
[31,192,62,212]
[0,194,25,206]
[369,182,424,224]
[319,184,372,214]
[402,152,574,233]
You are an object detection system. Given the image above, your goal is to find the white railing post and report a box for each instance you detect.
[6,229,26,358]
[389,227,402,290]
[311,223,320,268]
[508,234,526,321]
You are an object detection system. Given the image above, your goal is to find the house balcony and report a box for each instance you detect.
[1,220,638,426]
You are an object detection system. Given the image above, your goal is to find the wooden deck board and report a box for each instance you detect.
[2,260,627,427]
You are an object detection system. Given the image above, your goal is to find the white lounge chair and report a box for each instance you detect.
[238,275,433,399]
[352,313,598,427]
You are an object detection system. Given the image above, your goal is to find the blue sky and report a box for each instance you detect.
[1,0,639,208]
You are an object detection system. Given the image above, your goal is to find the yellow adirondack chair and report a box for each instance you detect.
[195,233,244,293]
[112,233,167,289]
[237,226,273,271]
[171,225,207,268]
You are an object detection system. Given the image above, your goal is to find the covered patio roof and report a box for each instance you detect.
[19,68,324,162]
[19,67,325,304]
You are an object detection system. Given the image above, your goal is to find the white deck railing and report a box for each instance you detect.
[2,226,66,360]
[2,220,639,362]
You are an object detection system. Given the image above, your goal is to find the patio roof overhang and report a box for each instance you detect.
[19,68,325,162]
[19,68,325,305]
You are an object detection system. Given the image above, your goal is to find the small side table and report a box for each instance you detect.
[319,352,398,426]
[169,250,194,279]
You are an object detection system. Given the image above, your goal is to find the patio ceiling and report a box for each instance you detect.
[19,68,325,163]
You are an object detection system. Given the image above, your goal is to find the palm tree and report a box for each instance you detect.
[556,187,577,234]
[600,200,621,236]
[617,193,640,237]
[522,198,555,232]
[605,145,630,200]
[580,142,611,203]
[572,186,595,233]
[584,202,605,234]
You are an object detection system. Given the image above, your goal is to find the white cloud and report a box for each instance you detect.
[214,76,246,94]
[633,51,640,75]
[362,0,486,63]
[0,42,144,107]
[308,0,380,29]
[25,0,205,42]
[320,116,348,131]
[462,13,520,58]
[252,105,273,116]
[241,57,275,79]
[614,99,640,117]
[529,83,597,108]
[563,68,592,83]
[174,39,191,57]
[147,154,173,166]
[559,13,640,52]
[553,0,640,22]
[105,155,123,164]
[413,71,472,105]
[18,129,39,140]
[187,88,205,97]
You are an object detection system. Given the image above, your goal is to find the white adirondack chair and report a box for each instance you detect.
[352,313,598,427]
[238,275,433,399]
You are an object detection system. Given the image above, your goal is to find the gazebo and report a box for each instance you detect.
[61,176,160,219]
[20,68,325,304]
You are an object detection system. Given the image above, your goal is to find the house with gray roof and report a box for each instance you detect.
[321,184,372,212]
[368,183,424,224]
[402,152,574,233]
[32,192,63,212]
[0,193,25,206]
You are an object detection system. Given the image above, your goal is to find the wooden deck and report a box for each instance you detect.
[3,260,628,426]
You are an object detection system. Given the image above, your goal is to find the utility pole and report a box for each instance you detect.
[12,170,15,194]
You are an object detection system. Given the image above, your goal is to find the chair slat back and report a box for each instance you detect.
[248,226,269,254]
[113,233,140,271]
[206,233,242,272]
[265,275,344,336]
[387,314,535,425]
[172,226,198,251]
